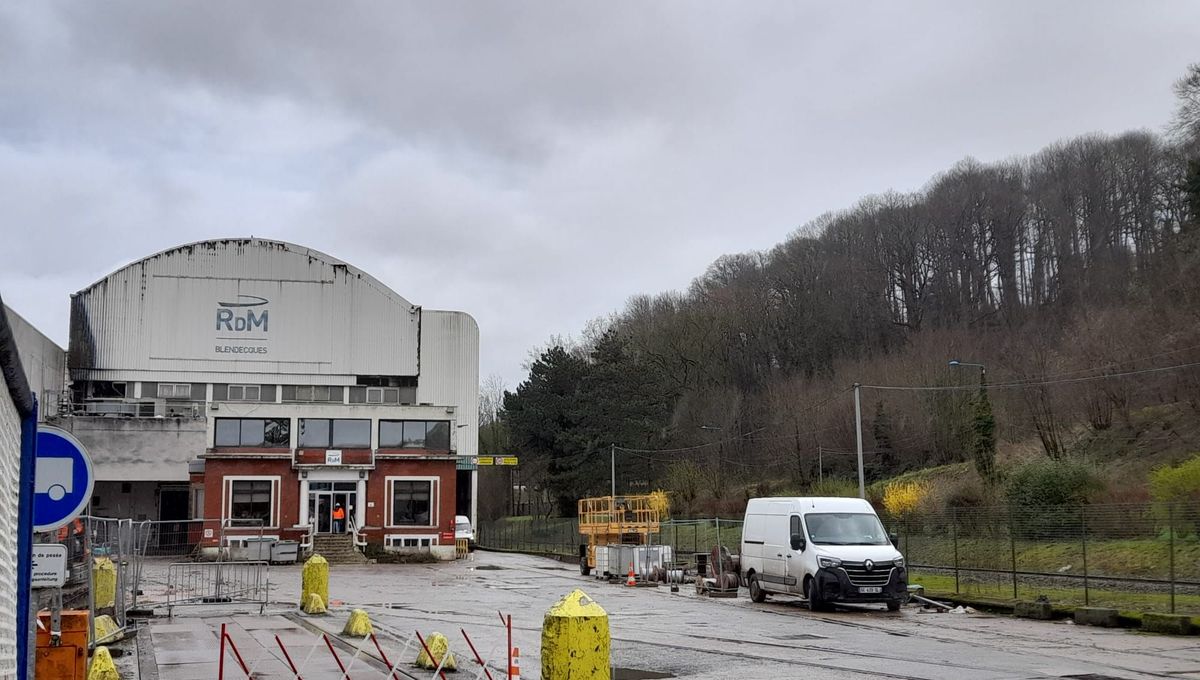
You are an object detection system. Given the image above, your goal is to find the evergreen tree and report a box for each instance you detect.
[971,379,997,481]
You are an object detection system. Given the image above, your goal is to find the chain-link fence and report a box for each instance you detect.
[885,502,1200,615]
[481,502,1198,615]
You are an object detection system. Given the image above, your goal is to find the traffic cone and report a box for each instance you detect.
[626,563,637,587]
[510,646,521,680]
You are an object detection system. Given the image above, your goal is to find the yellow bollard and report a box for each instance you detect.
[541,589,610,680]
[301,592,327,615]
[415,632,458,671]
[92,558,116,610]
[91,614,122,645]
[87,646,120,680]
[342,609,373,637]
[300,554,329,611]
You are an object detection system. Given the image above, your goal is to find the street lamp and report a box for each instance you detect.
[948,359,986,378]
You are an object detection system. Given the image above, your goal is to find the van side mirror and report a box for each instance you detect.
[790,534,806,552]
[889,532,899,548]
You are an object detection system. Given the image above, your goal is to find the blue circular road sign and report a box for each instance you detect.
[34,425,95,532]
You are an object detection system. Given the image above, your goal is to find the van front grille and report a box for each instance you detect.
[839,561,893,587]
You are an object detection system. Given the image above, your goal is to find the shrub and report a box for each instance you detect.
[1005,459,1101,539]
[882,480,930,517]
[1004,458,1100,508]
[1149,455,1200,503]
[1148,455,1200,537]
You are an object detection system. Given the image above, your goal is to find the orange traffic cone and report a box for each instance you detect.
[510,646,521,679]
[626,563,637,587]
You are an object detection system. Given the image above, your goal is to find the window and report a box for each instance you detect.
[227,385,261,401]
[230,480,273,524]
[379,421,452,449]
[391,480,433,526]
[289,385,334,402]
[157,383,192,399]
[385,535,436,551]
[299,419,371,448]
[214,418,290,447]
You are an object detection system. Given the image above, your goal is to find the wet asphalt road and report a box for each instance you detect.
[141,551,1200,679]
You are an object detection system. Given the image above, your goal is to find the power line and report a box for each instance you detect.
[861,360,1200,392]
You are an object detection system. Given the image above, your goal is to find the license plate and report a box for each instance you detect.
[859,586,882,594]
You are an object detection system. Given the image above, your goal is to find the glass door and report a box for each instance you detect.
[313,493,332,533]
[308,482,358,533]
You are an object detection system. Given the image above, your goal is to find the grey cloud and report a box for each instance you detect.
[1,2,1198,385]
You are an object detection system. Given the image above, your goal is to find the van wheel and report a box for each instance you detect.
[804,577,827,612]
[886,599,901,612]
[749,575,767,603]
[579,557,591,576]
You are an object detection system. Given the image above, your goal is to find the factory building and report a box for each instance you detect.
[63,239,479,555]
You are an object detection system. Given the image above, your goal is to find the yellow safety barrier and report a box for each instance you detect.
[342,609,373,637]
[301,554,329,611]
[91,614,122,645]
[541,589,610,679]
[415,632,458,670]
[456,538,469,559]
[302,592,327,615]
[87,646,120,680]
[93,558,116,610]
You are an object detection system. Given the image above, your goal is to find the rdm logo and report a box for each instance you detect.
[216,295,269,332]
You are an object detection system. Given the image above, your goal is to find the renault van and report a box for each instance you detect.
[740,497,907,611]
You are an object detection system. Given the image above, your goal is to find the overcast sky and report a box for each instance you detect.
[2,2,1198,387]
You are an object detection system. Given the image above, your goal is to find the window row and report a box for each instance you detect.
[226,478,436,528]
[214,418,452,450]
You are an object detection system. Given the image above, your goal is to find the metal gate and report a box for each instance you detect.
[166,561,270,615]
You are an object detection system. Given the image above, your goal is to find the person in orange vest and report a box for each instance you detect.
[332,504,346,533]
[57,518,85,557]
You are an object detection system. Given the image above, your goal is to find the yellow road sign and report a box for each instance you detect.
[477,456,495,465]
[499,457,519,466]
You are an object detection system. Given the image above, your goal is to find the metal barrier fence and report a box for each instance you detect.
[477,516,744,570]
[884,502,1200,615]
[166,561,270,615]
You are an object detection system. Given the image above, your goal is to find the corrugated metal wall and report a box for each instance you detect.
[69,239,421,381]
[417,310,480,458]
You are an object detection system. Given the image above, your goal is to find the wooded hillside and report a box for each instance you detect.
[486,65,1200,519]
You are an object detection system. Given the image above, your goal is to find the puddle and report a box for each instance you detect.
[474,565,506,570]
[612,669,675,679]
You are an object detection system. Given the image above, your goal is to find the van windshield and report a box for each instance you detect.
[804,513,890,546]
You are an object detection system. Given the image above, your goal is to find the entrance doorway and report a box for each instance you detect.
[307,482,358,533]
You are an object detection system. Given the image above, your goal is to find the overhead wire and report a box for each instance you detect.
[860,359,1200,392]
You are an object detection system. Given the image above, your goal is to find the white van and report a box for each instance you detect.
[740,497,907,611]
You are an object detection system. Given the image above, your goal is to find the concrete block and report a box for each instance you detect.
[1014,600,1053,620]
[1142,613,1194,635]
[342,609,372,637]
[542,589,610,679]
[301,554,329,610]
[415,632,457,671]
[1074,607,1120,627]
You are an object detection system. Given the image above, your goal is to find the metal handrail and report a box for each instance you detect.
[347,517,368,549]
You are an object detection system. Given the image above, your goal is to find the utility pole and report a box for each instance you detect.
[610,443,616,500]
[818,444,823,484]
[854,383,865,499]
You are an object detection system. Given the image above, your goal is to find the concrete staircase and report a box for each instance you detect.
[310,533,369,565]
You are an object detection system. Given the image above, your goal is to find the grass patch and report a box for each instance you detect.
[910,569,1200,616]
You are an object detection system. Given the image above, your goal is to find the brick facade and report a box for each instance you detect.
[198,451,457,547]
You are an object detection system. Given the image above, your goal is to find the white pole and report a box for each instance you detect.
[854,383,865,499]
[610,443,616,501]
